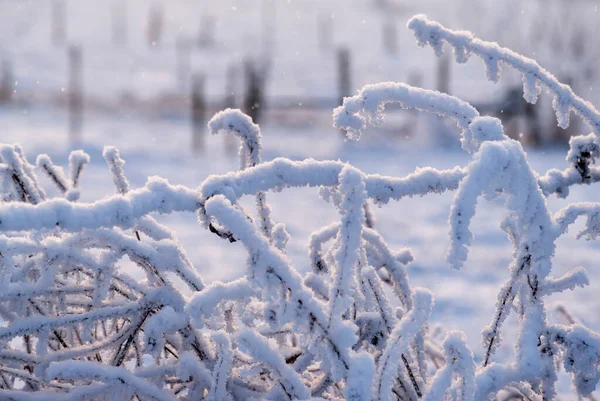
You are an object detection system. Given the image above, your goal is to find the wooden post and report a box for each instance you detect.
[0,59,13,104]
[224,65,238,155]
[147,3,164,48]
[243,60,264,124]
[68,45,83,143]
[524,102,541,146]
[112,1,127,46]
[337,47,351,106]
[176,37,192,93]
[382,20,397,55]
[406,71,423,133]
[51,0,67,46]
[318,14,332,52]
[191,73,206,153]
[224,65,237,109]
[436,51,450,94]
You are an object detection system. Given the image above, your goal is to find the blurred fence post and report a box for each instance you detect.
[337,47,351,106]
[51,0,67,46]
[224,65,237,110]
[524,102,541,146]
[406,71,423,134]
[318,14,332,52]
[224,65,238,155]
[243,60,264,124]
[382,20,397,54]
[0,59,13,104]
[112,1,127,46]
[436,51,450,94]
[176,37,192,93]
[68,45,83,143]
[147,3,164,47]
[191,73,206,153]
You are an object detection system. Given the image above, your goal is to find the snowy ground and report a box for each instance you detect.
[2,104,598,397]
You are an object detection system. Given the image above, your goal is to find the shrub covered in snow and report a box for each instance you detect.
[0,15,599,401]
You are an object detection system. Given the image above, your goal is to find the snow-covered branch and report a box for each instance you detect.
[48,360,177,401]
[407,14,600,133]
[208,108,275,239]
[333,82,478,142]
[0,176,199,232]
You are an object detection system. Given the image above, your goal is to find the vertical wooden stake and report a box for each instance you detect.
[0,59,13,104]
[243,60,264,124]
[68,45,83,144]
[198,14,215,48]
[524,102,541,146]
[337,47,351,106]
[191,73,206,153]
[436,52,450,94]
[224,65,238,155]
[147,3,164,48]
[224,65,237,110]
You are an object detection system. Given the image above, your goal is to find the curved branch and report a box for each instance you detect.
[208,109,274,239]
[333,82,479,142]
[407,14,600,133]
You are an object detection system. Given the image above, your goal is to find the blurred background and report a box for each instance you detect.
[0,0,598,154]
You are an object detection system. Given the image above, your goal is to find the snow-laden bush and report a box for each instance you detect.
[0,15,600,401]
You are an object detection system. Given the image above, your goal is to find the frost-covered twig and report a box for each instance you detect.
[407,14,600,133]
[102,146,204,291]
[208,109,275,240]
[68,150,89,189]
[327,166,366,326]
[36,155,69,195]
[48,360,177,401]
[0,145,44,204]
[236,328,310,400]
[204,194,354,380]
[0,176,200,232]
[446,133,598,399]
[374,289,433,401]
[333,81,515,155]
[333,82,478,143]
[199,157,467,217]
[423,332,475,401]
